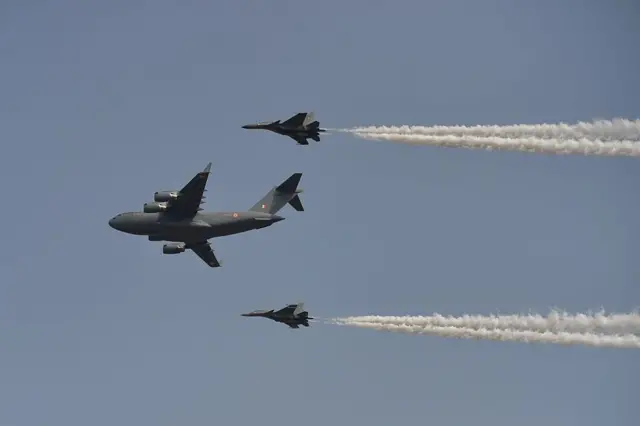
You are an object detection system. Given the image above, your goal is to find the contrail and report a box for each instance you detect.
[352,133,640,157]
[349,118,640,141]
[335,310,640,334]
[330,311,640,349]
[338,118,640,157]
[333,320,640,349]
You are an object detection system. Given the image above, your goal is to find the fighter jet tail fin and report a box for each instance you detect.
[249,173,304,214]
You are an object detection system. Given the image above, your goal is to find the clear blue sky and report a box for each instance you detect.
[1,1,639,425]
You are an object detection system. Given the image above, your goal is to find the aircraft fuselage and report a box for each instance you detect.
[108,211,284,242]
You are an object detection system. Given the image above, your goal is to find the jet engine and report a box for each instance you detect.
[143,202,168,213]
[163,243,186,254]
[154,191,179,202]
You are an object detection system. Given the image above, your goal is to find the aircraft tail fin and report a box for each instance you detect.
[293,302,305,316]
[249,173,304,214]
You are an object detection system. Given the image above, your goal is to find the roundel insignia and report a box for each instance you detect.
[232,212,238,218]
[261,204,266,209]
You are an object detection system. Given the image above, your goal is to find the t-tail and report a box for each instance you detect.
[249,173,304,214]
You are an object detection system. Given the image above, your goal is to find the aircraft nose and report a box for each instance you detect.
[108,216,121,230]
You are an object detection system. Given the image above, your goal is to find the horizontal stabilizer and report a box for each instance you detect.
[288,194,304,211]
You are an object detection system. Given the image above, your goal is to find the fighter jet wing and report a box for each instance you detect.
[275,304,297,316]
[281,112,307,128]
[167,163,211,218]
[188,241,221,268]
[288,134,309,145]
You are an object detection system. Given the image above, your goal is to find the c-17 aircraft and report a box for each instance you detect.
[242,112,326,145]
[242,303,313,329]
[108,162,304,267]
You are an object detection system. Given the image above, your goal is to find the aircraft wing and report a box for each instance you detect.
[287,134,309,145]
[167,163,211,218]
[281,112,307,128]
[275,304,297,316]
[189,241,221,267]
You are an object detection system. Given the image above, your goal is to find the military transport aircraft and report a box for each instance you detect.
[108,163,304,267]
[242,112,325,145]
[241,302,312,329]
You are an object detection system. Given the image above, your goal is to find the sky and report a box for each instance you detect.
[1,1,639,425]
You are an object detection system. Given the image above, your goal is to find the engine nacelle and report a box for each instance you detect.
[154,191,179,202]
[163,243,186,254]
[143,202,168,213]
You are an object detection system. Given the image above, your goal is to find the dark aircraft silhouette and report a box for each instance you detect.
[242,112,325,145]
[242,303,312,329]
[108,163,304,267]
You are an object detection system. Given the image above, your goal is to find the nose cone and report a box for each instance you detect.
[242,124,259,129]
[109,215,124,231]
[108,216,118,229]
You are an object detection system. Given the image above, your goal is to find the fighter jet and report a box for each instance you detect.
[242,112,325,145]
[242,303,313,329]
[108,162,304,267]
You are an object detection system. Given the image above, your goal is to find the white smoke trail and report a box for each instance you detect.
[336,310,640,335]
[332,320,640,349]
[351,132,640,157]
[338,118,640,157]
[350,118,640,142]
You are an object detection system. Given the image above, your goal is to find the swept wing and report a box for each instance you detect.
[188,241,221,268]
[163,162,212,218]
[281,112,308,128]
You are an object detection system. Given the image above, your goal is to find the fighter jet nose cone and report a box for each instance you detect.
[108,217,117,229]
[241,125,249,129]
